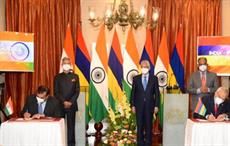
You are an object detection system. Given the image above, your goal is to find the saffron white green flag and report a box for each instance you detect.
[4,97,14,116]
[89,26,109,122]
[122,28,139,101]
[154,28,170,127]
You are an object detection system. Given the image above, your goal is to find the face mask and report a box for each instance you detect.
[215,96,224,105]
[36,96,45,103]
[199,65,207,72]
[141,67,149,74]
[62,64,71,71]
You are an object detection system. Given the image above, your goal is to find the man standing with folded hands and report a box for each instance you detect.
[188,57,219,115]
[54,57,80,146]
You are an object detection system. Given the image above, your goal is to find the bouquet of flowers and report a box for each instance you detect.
[103,93,136,145]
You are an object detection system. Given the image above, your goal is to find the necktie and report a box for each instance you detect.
[143,76,147,90]
[201,73,206,87]
[38,102,43,114]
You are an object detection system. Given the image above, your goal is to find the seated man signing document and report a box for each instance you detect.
[21,85,61,119]
[194,87,230,122]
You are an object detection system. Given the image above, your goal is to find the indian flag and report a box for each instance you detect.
[122,28,139,101]
[4,97,14,116]
[108,29,123,111]
[89,25,108,122]
[59,23,75,73]
[154,28,170,127]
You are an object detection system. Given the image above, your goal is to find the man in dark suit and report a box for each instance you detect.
[130,60,160,146]
[194,87,229,122]
[54,57,80,146]
[21,85,61,119]
[188,57,219,114]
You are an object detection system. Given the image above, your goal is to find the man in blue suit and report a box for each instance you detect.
[130,60,160,146]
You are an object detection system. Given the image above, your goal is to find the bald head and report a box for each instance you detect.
[215,87,229,100]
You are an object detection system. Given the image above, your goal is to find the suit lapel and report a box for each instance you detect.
[196,71,202,87]
[139,75,145,91]
[145,75,152,91]
[43,98,50,115]
[206,71,211,86]
[33,96,39,113]
[217,103,224,115]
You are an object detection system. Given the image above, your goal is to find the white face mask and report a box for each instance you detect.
[215,96,224,105]
[141,67,149,75]
[36,96,45,103]
[199,65,207,72]
[62,64,71,71]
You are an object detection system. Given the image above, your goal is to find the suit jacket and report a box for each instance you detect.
[193,96,229,119]
[187,71,219,97]
[54,72,80,112]
[130,74,160,112]
[21,94,61,118]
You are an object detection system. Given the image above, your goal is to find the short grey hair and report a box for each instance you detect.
[140,60,150,68]
[62,57,70,63]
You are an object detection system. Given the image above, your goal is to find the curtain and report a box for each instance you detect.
[5,0,81,117]
[147,0,222,85]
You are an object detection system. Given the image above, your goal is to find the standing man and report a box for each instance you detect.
[54,57,80,146]
[130,60,160,146]
[187,57,219,115]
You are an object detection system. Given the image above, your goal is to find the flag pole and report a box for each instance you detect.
[0,83,10,120]
[0,104,9,120]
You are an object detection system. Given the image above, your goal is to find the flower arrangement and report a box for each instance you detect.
[103,93,136,145]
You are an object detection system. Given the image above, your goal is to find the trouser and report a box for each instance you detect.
[136,105,153,146]
[65,110,76,146]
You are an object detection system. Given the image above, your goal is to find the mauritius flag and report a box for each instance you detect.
[108,29,123,111]
[75,25,91,87]
[194,98,207,116]
[75,25,91,123]
[170,27,185,91]
[140,28,155,74]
